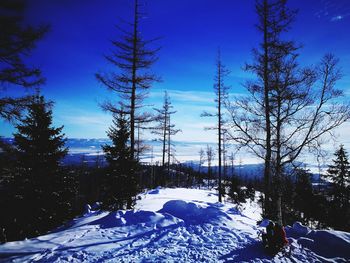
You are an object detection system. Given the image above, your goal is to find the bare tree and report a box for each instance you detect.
[152,91,180,185]
[135,121,151,161]
[198,148,205,188]
[222,130,229,178]
[166,113,181,177]
[229,152,235,177]
[202,49,229,202]
[226,0,302,219]
[206,144,215,189]
[96,0,160,160]
[226,0,350,224]
[199,148,205,173]
[271,54,349,223]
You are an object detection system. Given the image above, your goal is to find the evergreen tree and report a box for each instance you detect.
[228,173,241,204]
[5,95,69,240]
[326,145,350,206]
[325,145,350,230]
[294,168,313,221]
[0,0,48,122]
[14,96,67,175]
[102,112,137,209]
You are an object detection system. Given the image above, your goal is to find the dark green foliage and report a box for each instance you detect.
[280,169,313,225]
[325,145,350,205]
[324,145,350,230]
[294,169,314,219]
[227,175,250,204]
[246,183,256,201]
[0,95,74,242]
[102,112,137,210]
[0,0,48,121]
[276,162,350,232]
[14,96,67,173]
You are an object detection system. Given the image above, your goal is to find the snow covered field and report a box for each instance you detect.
[0,188,349,262]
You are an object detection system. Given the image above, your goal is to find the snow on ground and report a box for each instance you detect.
[0,187,349,262]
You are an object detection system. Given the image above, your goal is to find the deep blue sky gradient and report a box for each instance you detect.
[1,0,350,143]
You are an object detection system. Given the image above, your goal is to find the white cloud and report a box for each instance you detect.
[150,89,244,104]
[331,15,344,21]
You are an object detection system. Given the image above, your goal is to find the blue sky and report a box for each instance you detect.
[1,0,350,147]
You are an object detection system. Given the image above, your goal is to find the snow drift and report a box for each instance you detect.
[286,222,350,260]
[0,188,349,262]
[159,200,232,225]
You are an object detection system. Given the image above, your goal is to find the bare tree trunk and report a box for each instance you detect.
[162,112,167,168]
[275,87,283,225]
[262,0,272,218]
[218,56,222,202]
[167,114,171,178]
[130,0,139,160]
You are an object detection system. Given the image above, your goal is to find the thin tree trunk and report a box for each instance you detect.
[130,0,139,160]
[218,57,222,203]
[162,112,167,168]
[136,124,140,161]
[275,86,283,225]
[263,0,272,218]
[161,111,167,185]
[167,114,171,178]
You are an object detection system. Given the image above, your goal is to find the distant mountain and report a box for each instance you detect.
[1,138,329,181]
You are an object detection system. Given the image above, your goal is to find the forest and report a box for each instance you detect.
[0,0,349,250]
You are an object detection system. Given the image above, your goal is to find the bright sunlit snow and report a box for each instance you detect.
[0,188,349,262]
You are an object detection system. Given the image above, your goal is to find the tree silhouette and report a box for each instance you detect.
[152,91,180,185]
[9,94,69,240]
[0,0,48,122]
[102,112,137,209]
[326,145,350,208]
[226,0,350,224]
[206,145,215,189]
[202,50,229,202]
[96,0,160,160]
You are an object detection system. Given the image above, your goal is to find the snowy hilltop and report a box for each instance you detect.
[0,188,349,262]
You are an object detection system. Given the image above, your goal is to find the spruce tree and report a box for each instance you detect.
[102,112,137,210]
[324,145,350,230]
[326,145,350,207]
[293,168,313,222]
[8,95,68,240]
[14,96,67,175]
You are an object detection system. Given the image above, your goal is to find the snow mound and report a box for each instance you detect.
[90,210,181,229]
[299,229,350,259]
[285,222,350,260]
[285,221,310,237]
[0,187,349,262]
[148,189,160,195]
[159,200,232,225]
